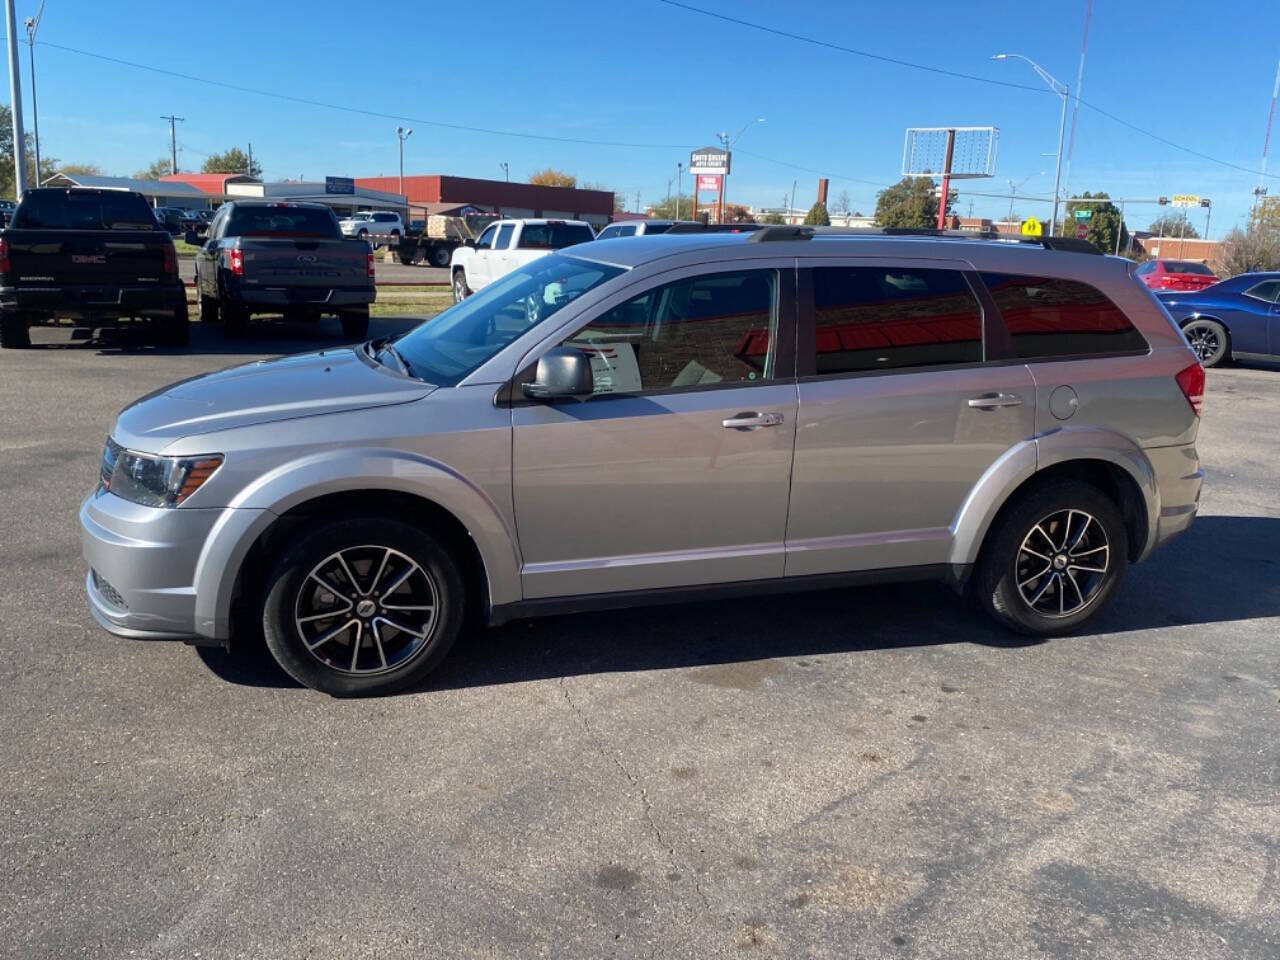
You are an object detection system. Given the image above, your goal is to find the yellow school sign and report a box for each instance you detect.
[1020,216,1043,237]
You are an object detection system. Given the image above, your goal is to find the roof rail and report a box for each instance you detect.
[665,222,765,234]
[746,225,1102,255]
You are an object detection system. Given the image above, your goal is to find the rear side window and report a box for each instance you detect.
[518,223,594,250]
[810,266,983,374]
[1243,280,1280,302]
[224,206,339,238]
[13,191,157,230]
[980,273,1148,360]
[643,223,673,235]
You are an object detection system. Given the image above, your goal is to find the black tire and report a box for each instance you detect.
[397,250,416,266]
[198,294,220,324]
[261,516,466,696]
[222,304,250,338]
[975,479,1128,637]
[430,245,451,268]
[357,229,369,240]
[340,306,370,341]
[452,269,471,303]
[0,310,31,349]
[153,303,190,347]
[1181,318,1229,367]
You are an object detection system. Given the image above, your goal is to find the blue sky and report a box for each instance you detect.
[10,0,1279,235]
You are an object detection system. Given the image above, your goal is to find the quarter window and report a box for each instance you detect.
[980,273,1148,359]
[809,266,983,374]
[1243,280,1280,303]
[565,270,777,396]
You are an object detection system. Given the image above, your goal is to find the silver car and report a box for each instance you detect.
[82,227,1205,695]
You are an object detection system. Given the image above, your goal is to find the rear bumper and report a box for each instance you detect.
[1147,442,1203,555]
[1,283,186,320]
[227,284,375,310]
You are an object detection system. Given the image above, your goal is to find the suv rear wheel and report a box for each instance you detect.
[976,480,1128,636]
[0,309,31,348]
[261,517,465,696]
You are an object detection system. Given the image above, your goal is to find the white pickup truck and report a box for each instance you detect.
[449,218,595,302]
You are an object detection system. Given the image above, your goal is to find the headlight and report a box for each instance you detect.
[100,439,223,508]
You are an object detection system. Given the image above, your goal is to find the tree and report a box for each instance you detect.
[202,148,261,178]
[581,180,624,212]
[1214,225,1280,276]
[1148,212,1199,239]
[831,189,852,216]
[647,194,694,220]
[874,176,953,229]
[134,157,173,180]
[0,104,58,197]
[803,201,831,226]
[760,211,786,225]
[1065,191,1127,254]
[528,168,576,188]
[723,203,755,223]
[58,162,103,177]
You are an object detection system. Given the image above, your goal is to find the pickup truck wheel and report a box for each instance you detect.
[340,307,370,341]
[222,305,250,338]
[197,294,220,324]
[975,480,1128,637]
[153,304,190,347]
[261,516,465,696]
[430,246,451,267]
[452,269,471,303]
[0,310,31,348]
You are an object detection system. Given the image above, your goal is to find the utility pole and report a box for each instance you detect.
[676,162,683,219]
[789,180,797,222]
[5,0,27,198]
[161,114,184,175]
[23,0,45,186]
[247,142,253,176]
[635,189,641,214]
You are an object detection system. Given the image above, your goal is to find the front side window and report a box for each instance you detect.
[980,273,1148,360]
[596,226,620,240]
[809,266,983,374]
[1243,280,1280,303]
[476,225,498,248]
[495,224,515,250]
[391,254,623,386]
[565,269,777,396]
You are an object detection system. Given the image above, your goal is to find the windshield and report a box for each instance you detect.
[390,254,624,386]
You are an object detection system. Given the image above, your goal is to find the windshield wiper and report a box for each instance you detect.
[375,340,420,380]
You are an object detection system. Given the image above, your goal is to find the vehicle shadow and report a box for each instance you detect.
[195,514,1280,694]
[25,315,426,358]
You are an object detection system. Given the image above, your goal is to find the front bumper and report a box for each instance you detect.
[80,489,225,643]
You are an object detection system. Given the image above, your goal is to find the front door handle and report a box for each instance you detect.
[722,411,785,430]
[967,393,1024,410]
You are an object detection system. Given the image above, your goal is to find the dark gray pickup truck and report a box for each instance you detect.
[0,187,187,348]
[189,201,375,340]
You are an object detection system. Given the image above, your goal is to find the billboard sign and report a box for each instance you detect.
[1171,194,1200,207]
[696,174,722,192]
[690,146,730,176]
[325,176,355,195]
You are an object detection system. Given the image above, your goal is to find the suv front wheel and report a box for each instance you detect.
[261,517,465,696]
[976,480,1128,636]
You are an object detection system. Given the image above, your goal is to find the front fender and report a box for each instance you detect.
[191,448,521,640]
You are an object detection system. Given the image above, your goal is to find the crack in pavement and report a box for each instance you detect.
[558,677,711,912]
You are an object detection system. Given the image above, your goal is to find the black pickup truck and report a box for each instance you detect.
[0,188,188,348]
[189,200,374,340]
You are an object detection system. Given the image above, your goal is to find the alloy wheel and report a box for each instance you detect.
[1015,509,1110,618]
[1184,322,1222,364]
[294,545,438,676]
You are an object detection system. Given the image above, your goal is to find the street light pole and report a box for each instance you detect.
[676,162,683,219]
[715,117,764,223]
[499,162,509,182]
[23,1,44,185]
[4,0,26,198]
[993,53,1068,236]
[396,126,412,198]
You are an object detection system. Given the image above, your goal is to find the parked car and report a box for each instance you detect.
[0,187,187,348]
[450,218,595,303]
[594,219,699,240]
[188,200,374,339]
[178,208,210,235]
[1157,271,1280,366]
[82,226,1204,695]
[1135,258,1218,292]
[153,206,185,236]
[0,199,15,228]
[339,210,404,245]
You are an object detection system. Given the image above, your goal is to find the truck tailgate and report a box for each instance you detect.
[5,230,171,286]
[240,238,369,288]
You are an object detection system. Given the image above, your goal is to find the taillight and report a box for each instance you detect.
[162,239,177,277]
[1175,362,1205,417]
[367,250,376,278]
[229,248,244,277]
[0,237,9,274]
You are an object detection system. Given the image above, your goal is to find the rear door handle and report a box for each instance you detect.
[967,393,1023,410]
[722,411,785,430]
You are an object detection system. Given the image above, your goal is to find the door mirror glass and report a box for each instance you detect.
[523,347,594,399]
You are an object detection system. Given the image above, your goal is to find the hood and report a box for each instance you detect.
[115,347,435,446]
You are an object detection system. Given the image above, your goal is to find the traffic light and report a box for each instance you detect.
[1158,197,1169,205]
[1200,198,1211,207]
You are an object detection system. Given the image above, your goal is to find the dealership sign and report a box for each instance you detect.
[690,146,730,176]
[696,174,722,192]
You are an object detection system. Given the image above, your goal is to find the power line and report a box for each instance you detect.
[36,39,697,151]
[658,0,1280,182]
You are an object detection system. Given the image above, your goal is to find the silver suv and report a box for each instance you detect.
[81,227,1205,695]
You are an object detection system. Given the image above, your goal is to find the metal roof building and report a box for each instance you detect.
[40,173,211,208]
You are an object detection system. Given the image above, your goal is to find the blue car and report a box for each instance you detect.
[1157,272,1280,367]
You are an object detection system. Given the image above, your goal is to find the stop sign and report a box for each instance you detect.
[1076,223,1089,240]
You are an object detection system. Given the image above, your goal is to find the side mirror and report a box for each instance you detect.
[522,347,594,400]
[183,230,200,246]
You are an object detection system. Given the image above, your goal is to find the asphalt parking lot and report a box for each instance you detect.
[1,320,1277,959]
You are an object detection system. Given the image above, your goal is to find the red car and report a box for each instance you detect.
[1135,258,1219,292]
